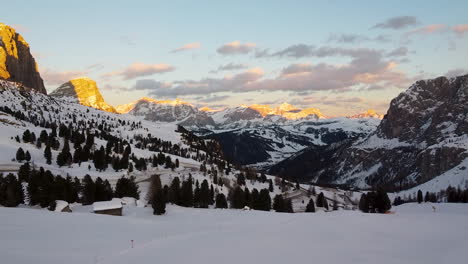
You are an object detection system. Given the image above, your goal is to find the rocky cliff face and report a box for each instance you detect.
[0,23,46,94]
[50,78,116,113]
[284,75,468,189]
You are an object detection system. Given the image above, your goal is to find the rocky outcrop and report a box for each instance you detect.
[0,23,46,94]
[50,78,116,113]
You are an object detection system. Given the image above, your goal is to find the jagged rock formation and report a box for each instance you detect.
[273,75,468,190]
[50,78,116,113]
[0,23,46,94]
[118,97,216,126]
[348,109,384,119]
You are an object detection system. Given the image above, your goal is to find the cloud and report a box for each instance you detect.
[41,69,87,85]
[257,45,386,61]
[328,33,390,43]
[281,63,313,76]
[452,24,468,36]
[372,16,419,30]
[194,95,231,103]
[210,63,248,73]
[133,79,173,90]
[86,63,104,71]
[217,41,256,55]
[407,24,446,35]
[171,42,201,53]
[140,68,264,97]
[102,63,175,80]
[444,68,467,78]
[386,47,408,57]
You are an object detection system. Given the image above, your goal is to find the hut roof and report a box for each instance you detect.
[93,198,123,211]
[54,200,69,212]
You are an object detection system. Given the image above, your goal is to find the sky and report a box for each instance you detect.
[2,0,468,116]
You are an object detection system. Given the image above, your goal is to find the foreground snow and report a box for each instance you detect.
[2,203,467,264]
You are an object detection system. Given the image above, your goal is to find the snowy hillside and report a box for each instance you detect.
[1,203,467,264]
[1,79,362,212]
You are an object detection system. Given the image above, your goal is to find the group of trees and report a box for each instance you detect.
[149,173,279,215]
[359,189,391,213]
[0,162,140,208]
[273,194,293,213]
[393,186,468,206]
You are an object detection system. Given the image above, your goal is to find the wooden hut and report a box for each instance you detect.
[93,198,123,216]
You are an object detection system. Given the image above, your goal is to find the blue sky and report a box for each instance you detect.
[3,0,468,115]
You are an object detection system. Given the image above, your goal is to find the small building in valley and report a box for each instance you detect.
[93,198,123,216]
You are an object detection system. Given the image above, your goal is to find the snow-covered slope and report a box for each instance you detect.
[1,203,467,264]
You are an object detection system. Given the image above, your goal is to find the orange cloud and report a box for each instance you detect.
[172,42,201,53]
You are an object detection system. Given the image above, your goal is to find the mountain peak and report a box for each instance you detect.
[0,23,46,94]
[277,102,298,112]
[51,77,116,113]
[348,109,384,119]
[199,106,220,112]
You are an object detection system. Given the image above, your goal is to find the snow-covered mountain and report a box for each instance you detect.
[203,117,380,169]
[50,77,117,113]
[116,97,216,127]
[272,75,468,190]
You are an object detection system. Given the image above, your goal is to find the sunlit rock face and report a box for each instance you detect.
[0,23,46,94]
[118,97,216,126]
[348,109,384,119]
[50,78,117,113]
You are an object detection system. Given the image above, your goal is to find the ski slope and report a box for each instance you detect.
[1,203,467,264]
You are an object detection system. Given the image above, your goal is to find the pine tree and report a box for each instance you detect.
[82,175,96,205]
[285,198,294,213]
[152,189,166,215]
[169,177,181,205]
[237,173,246,186]
[273,194,285,212]
[22,130,31,143]
[249,188,259,210]
[374,188,391,213]
[24,151,31,162]
[18,162,31,182]
[114,176,140,199]
[359,193,368,213]
[199,179,210,208]
[180,178,194,207]
[244,187,251,208]
[215,193,228,209]
[417,190,423,204]
[147,175,163,205]
[305,199,315,212]
[16,147,25,162]
[424,191,430,203]
[44,145,52,164]
[316,192,327,208]
[230,186,245,209]
[268,179,274,192]
[4,173,23,207]
[258,189,271,211]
